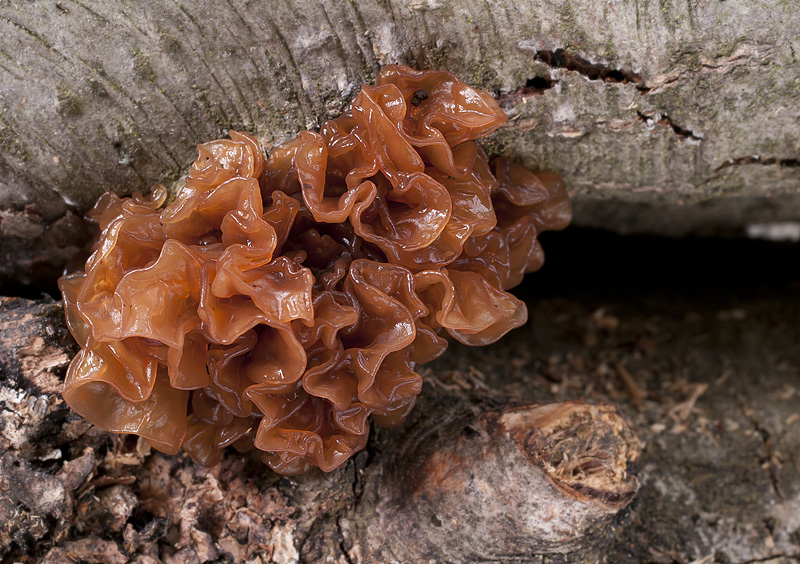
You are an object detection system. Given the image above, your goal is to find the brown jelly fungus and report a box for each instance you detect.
[59,65,571,474]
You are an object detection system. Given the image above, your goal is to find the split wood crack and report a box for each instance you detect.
[716,155,800,171]
[636,111,703,142]
[535,48,644,87]
[506,47,706,144]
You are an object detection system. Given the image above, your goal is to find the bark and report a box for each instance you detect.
[2,274,799,563]
[1,0,800,285]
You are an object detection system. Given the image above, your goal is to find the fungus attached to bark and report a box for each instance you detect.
[58,65,571,474]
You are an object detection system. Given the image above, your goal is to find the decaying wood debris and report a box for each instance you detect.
[2,274,799,563]
[1,297,642,563]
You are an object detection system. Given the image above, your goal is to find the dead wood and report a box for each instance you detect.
[0,297,642,564]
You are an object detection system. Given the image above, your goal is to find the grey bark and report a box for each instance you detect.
[1,0,800,285]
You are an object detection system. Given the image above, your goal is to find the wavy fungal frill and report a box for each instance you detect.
[59,65,571,474]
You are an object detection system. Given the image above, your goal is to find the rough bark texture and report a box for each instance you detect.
[2,240,800,563]
[1,0,800,285]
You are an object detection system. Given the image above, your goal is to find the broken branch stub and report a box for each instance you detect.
[344,401,641,563]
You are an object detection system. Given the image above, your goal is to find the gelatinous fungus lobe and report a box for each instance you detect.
[59,65,572,474]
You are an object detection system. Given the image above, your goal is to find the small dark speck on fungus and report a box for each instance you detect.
[410,89,429,106]
[58,64,572,475]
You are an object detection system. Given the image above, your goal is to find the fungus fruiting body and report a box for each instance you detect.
[59,65,571,474]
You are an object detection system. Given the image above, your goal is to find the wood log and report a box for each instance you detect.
[1,0,800,286]
[342,401,640,562]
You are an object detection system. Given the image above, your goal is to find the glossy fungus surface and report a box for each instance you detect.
[59,65,571,474]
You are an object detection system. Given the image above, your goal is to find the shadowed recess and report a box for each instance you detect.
[536,48,643,86]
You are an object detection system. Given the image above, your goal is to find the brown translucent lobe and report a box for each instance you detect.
[453,158,572,289]
[85,186,167,233]
[261,190,301,253]
[59,64,571,473]
[388,146,498,270]
[252,392,369,474]
[320,116,379,192]
[341,260,424,389]
[193,388,234,426]
[414,268,527,346]
[208,178,315,327]
[182,414,255,467]
[62,274,159,403]
[358,349,422,422]
[295,68,507,270]
[301,88,454,256]
[206,330,258,418]
[353,85,426,183]
[350,172,451,257]
[167,330,209,390]
[408,320,449,365]
[212,255,314,326]
[64,364,188,454]
[161,177,249,245]
[182,415,224,467]
[300,344,354,411]
[295,290,359,350]
[295,131,377,225]
[244,323,307,391]
[78,209,165,343]
[377,65,508,175]
[59,273,91,347]
[113,239,205,349]
[198,263,271,345]
[183,130,264,197]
